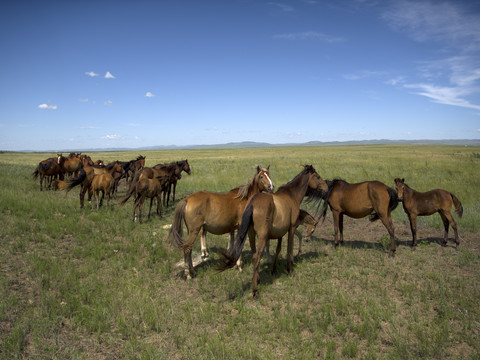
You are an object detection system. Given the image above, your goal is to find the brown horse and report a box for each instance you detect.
[320,179,399,257]
[64,161,124,208]
[132,175,170,223]
[169,166,274,279]
[57,153,83,178]
[265,209,319,259]
[90,173,115,209]
[32,157,64,190]
[394,178,463,248]
[218,165,327,298]
[153,159,191,205]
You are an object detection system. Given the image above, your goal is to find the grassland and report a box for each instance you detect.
[1,145,479,359]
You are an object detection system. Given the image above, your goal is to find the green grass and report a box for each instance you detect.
[0,145,479,359]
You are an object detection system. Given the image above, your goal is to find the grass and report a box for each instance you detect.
[0,145,479,359]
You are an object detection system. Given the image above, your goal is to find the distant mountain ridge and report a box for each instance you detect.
[16,139,480,153]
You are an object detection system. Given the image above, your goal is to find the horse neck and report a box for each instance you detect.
[278,173,310,205]
[403,183,416,199]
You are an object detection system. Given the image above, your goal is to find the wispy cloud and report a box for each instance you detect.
[102,134,123,140]
[274,31,344,43]
[382,1,480,52]
[79,98,88,103]
[381,1,480,112]
[104,100,113,106]
[104,71,115,79]
[37,104,57,110]
[343,70,386,80]
[145,92,155,98]
[268,2,294,12]
[85,71,99,77]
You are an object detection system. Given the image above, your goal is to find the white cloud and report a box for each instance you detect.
[102,134,123,140]
[104,100,113,106]
[268,2,294,12]
[85,71,99,77]
[104,71,115,79]
[145,92,155,98]
[38,104,58,110]
[79,98,88,102]
[274,31,344,43]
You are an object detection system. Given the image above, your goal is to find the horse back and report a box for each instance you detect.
[404,188,454,216]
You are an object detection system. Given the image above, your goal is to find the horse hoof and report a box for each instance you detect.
[252,291,259,299]
[388,252,395,258]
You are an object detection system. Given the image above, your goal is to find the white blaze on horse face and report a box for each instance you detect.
[264,171,273,191]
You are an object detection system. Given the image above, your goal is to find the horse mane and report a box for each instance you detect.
[234,167,268,200]
[136,155,145,161]
[317,178,347,220]
[277,165,315,192]
[105,161,119,170]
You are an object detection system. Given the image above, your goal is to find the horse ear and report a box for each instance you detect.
[267,165,270,170]
[402,178,405,183]
[256,165,261,173]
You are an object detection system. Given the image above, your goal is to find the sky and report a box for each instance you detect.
[1,0,480,151]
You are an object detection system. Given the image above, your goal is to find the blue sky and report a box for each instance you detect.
[1,0,480,151]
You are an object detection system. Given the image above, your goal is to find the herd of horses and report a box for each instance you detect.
[32,154,463,298]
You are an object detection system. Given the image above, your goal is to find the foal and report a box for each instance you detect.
[394,178,463,248]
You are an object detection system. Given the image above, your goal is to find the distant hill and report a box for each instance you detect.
[19,139,480,153]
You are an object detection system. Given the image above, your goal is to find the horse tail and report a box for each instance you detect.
[32,168,39,180]
[319,180,335,223]
[120,170,142,204]
[369,186,399,222]
[217,201,254,272]
[451,193,463,218]
[64,169,87,193]
[168,199,187,248]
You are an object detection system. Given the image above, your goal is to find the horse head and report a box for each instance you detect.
[393,178,405,201]
[256,165,274,193]
[305,165,328,194]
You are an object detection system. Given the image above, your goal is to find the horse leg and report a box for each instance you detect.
[99,190,104,208]
[332,210,340,247]
[286,228,295,274]
[295,229,303,257]
[156,194,162,217]
[229,231,244,270]
[441,211,460,248]
[184,229,200,279]
[379,214,396,257]
[264,240,273,264]
[200,227,209,260]
[339,213,344,244]
[147,197,154,219]
[408,214,418,248]
[252,236,266,298]
[272,238,282,274]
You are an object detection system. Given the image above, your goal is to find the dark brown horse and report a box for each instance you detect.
[320,179,399,256]
[153,160,191,205]
[32,157,64,190]
[169,166,274,279]
[394,178,463,248]
[218,165,327,298]
[131,175,170,223]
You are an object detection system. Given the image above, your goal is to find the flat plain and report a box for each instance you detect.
[1,145,479,359]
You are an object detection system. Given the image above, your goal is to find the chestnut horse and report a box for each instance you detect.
[90,173,115,209]
[169,166,274,279]
[32,157,64,190]
[264,209,319,259]
[218,165,327,298]
[394,178,463,248]
[63,161,124,208]
[132,175,170,223]
[320,179,399,257]
[57,153,83,178]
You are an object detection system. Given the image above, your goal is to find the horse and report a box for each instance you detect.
[218,165,327,298]
[32,157,64,191]
[169,166,274,280]
[393,178,463,248]
[57,153,83,178]
[264,209,319,259]
[320,179,399,257]
[153,159,191,205]
[63,161,124,208]
[90,173,115,209]
[132,175,170,223]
